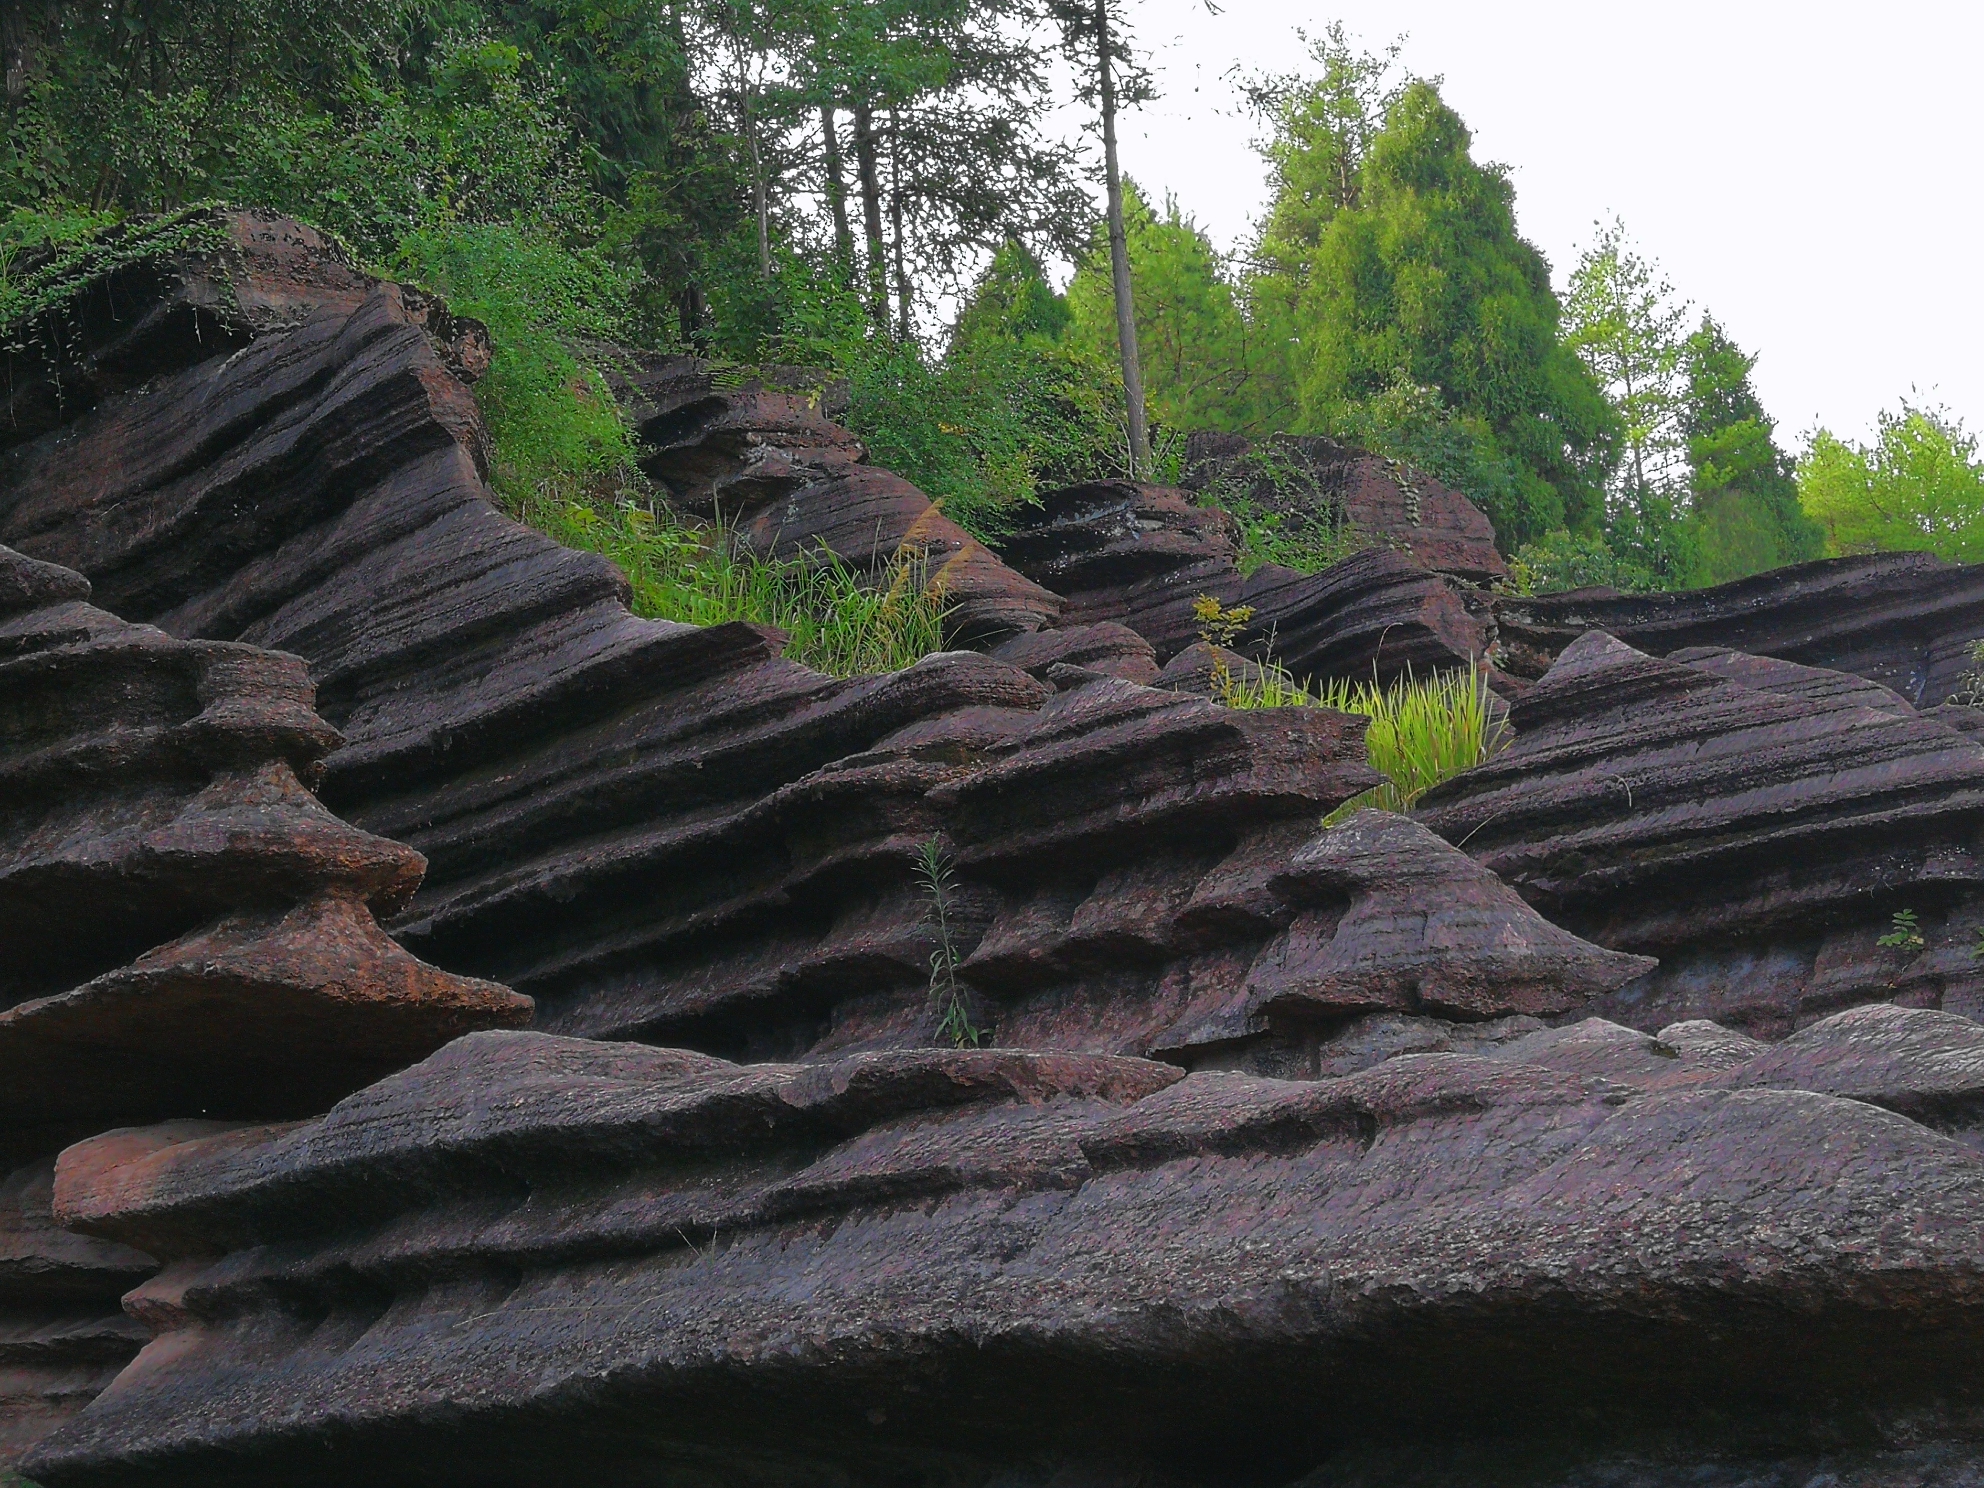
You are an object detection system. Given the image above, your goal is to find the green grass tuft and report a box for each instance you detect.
[510,483,951,678]
[1218,656,1505,818]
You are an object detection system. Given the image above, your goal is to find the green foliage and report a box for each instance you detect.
[1066,183,1284,435]
[914,836,979,1048]
[1209,647,1504,817]
[1877,909,1926,951]
[732,240,1131,541]
[1,0,404,212]
[1798,403,1984,563]
[1256,77,1618,550]
[1,203,221,346]
[1316,665,1504,818]
[1563,216,1689,503]
[1681,315,1821,581]
[1191,443,1373,575]
[515,490,950,676]
[396,220,643,489]
[1508,530,1660,595]
[228,31,611,264]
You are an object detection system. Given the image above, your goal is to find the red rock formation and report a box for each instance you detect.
[996,479,1495,684]
[1495,551,1984,705]
[1184,430,1508,584]
[1419,630,1984,1034]
[0,541,527,1465]
[26,1011,1984,1487]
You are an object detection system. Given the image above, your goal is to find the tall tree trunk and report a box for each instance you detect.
[887,108,913,342]
[2,0,31,116]
[852,101,890,331]
[821,105,854,272]
[1094,0,1150,478]
[737,45,770,280]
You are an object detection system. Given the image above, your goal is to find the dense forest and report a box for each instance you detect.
[2,0,1980,593]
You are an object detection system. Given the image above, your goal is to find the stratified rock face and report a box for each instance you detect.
[1418,630,1984,1035]
[27,1015,1984,1488]
[1183,431,1508,584]
[0,543,530,1154]
[0,1162,154,1473]
[0,542,526,1467]
[618,355,1063,642]
[0,214,1422,1069]
[1495,551,1984,705]
[996,479,1494,684]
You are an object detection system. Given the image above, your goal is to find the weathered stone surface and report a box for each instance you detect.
[1495,551,1984,705]
[0,219,1393,1068]
[0,541,526,1466]
[619,356,1063,642]
[997,479,1494,684]
[1419,630,1984,1034]
[26,1014,1984,1486]
[1183,430,1508,583]
[0,544,528,1152]
[0,1162,153,1470]
[1245,811,1656,1024]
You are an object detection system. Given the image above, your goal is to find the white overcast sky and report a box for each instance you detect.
[1077,0,1982,446]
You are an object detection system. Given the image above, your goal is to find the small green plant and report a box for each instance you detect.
[914,836,979,1048]
[1877,909,1926,951]
[1947,639,1984,708]
[1190,594,1260,705]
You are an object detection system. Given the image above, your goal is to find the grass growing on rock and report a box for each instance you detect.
[1217,654,1505,816]
[512,484,951,677]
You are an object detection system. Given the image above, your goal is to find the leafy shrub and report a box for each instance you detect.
[1506,529,1659,595]
[1192,444,1374,575]
[394,220,642,491]
[512,488,950,677]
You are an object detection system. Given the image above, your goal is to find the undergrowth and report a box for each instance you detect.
[1193,443,1373,576]
[512,483,950,677]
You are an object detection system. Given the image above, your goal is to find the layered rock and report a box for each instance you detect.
[1496,551,1984,705]
[1418,630,1984,1034]
[996,479,1495,684]
[1183,430,1508,584]
[0,541,527,1463]
[617,355,1063,642]
[26,1009,1984,1487]
[0,544,528,1149]
[0,214,1409,1069]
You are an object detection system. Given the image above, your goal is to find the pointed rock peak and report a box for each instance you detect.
[1252,809,1658,1023]
[1278,808,1493,896]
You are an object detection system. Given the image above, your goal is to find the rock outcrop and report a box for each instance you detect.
[1418,630,1984,1034]
[996,479,1495,684]
[11,211,1984,1488]
[1183,431,1508,584]
[27,1007,1984,1487]
[1496,551,1984,705]
[616,355,1063,642]
[0,540,526,1464]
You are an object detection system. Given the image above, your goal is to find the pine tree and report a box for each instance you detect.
[1289,81,1617,547]
[1682,314,1824,578]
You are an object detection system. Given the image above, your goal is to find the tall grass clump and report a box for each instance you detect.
[1316,666,1503,819]
[513,489,950,677]
[1212,647,1504,816]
